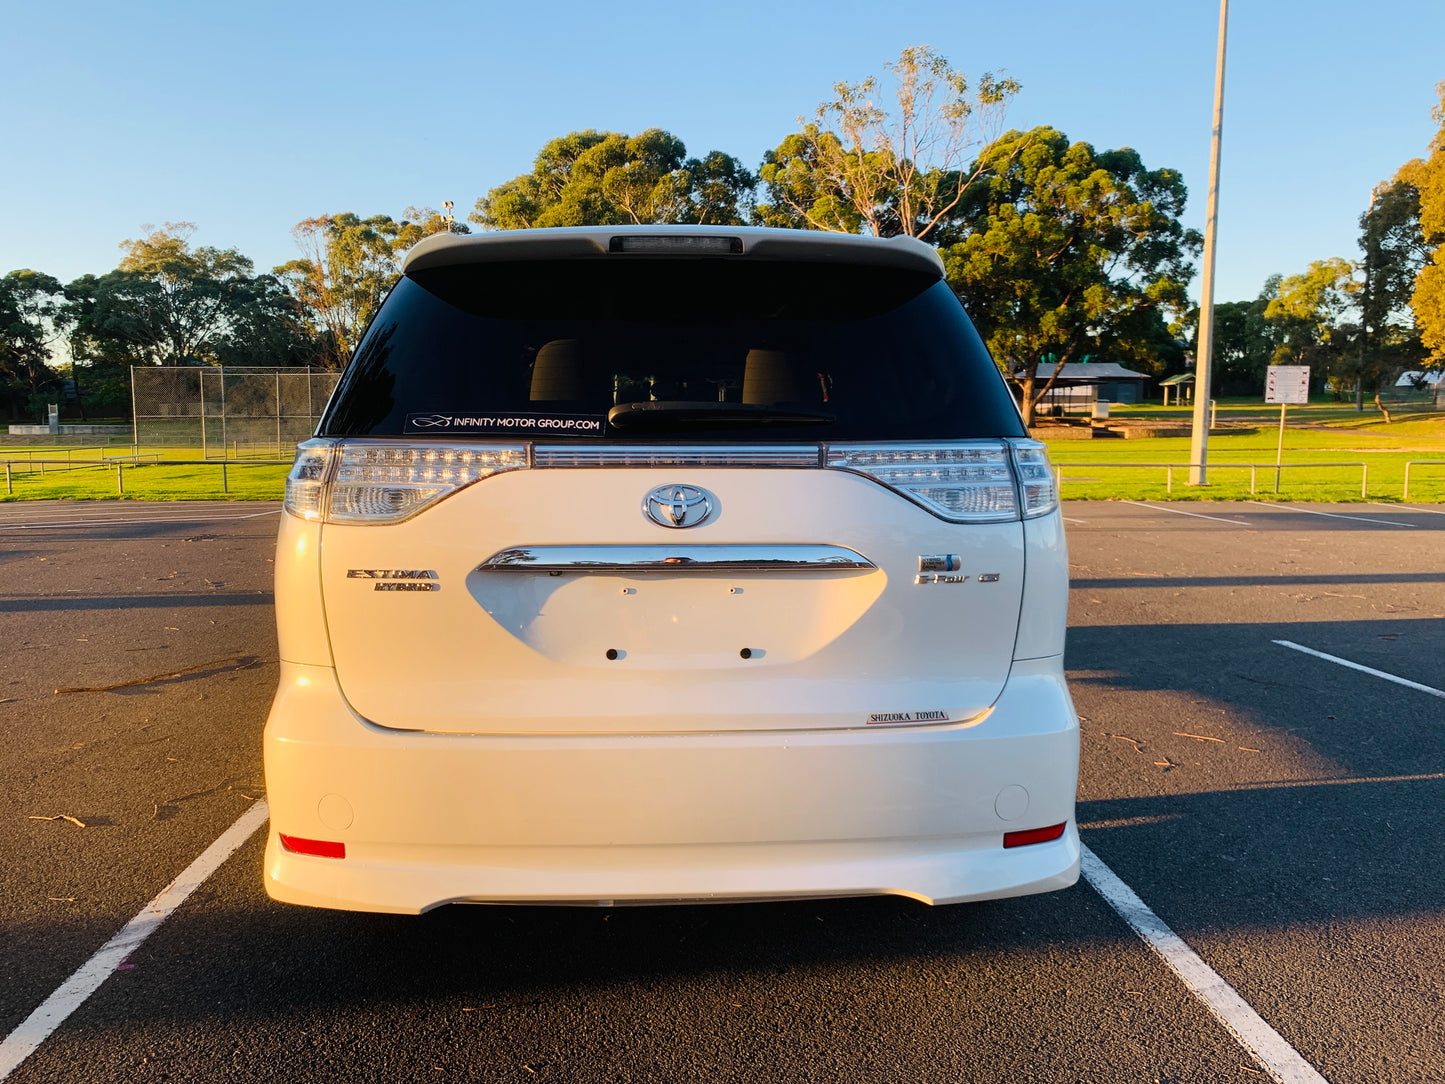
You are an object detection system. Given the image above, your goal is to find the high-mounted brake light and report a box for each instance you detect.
[279,834,346,859]
[1003,822,1067,848]
[609,235,743,254]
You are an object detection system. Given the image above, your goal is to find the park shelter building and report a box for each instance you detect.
[1158,372,1194,406]
[1393,371,1444,406]
[1020,362,1150,413]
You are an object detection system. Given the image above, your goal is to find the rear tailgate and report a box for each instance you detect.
[320,465,1023,735]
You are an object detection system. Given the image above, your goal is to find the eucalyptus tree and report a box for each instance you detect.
[69,223,258,368]
[1346,181,1430,411]
[275,210,465,369]
[472,129,755,230]
[0,269,68,419]
[1210,278,1284,396]
[1265,258,1358,357]
[1395,82,1445,366]
[941,127,1199,424]
[757,45,1019,241]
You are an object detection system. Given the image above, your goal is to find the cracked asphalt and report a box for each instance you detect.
[1,498,1442,1083]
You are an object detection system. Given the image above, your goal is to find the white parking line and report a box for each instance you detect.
[1247,502,1414,527]
[1214,771,1445,793]
[1272,640,1445,700]
[0,502,276,515]
[0,510,280,531]
[1081,845,1329,1084]
[1371,502,1445,516]
[0,801,269,1080]
[0,506,254,522]
[1062,516,1087,524]
[0,500,258,516]
[1120,500,1249,525]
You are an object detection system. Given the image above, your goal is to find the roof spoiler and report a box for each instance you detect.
[403,226,944,278]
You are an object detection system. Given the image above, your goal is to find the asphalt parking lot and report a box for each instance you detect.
[1,498,1442,1083]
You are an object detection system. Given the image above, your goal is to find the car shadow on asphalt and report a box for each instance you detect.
[13,838,1260,1083]
[1066,617,1445,780]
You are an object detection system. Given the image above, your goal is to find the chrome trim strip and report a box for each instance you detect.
[477,544,875,574]
[532,444,821,468]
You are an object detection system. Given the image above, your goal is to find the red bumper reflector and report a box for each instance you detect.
[1003,822,1067,849]
[279,834,346,859]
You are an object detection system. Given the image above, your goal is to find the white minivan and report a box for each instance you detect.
[265,225,1079,913]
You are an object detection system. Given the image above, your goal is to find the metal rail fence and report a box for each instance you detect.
[1403,461,1445,500]
[1052,461,1373,498]
[0,448,156,473]
[3,457,291,495]
[3,453,1443,502]
[130,366,339,458]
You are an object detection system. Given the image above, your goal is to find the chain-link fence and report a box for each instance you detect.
[131,367,340,458]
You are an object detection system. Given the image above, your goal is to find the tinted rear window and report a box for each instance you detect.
[321,258,1024,441]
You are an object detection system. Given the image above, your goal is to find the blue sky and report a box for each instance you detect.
[2,0,1440,303]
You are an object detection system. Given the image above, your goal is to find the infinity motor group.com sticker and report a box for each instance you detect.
[404,412,606,434]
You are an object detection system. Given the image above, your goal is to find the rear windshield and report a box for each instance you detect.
[320,258,1024,442]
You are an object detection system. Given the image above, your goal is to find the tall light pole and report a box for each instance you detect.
[1189,0,1229,485]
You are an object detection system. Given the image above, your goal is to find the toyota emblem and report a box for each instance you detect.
[642,484,714,529]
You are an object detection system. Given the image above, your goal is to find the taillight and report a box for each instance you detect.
[1008,439,1059,519]
[824,442,1020,523]
[281,436,1059,525]
[284,440,333,520]
[282,440,528,524]
[823,440,1058,523]
[328,443,527,524]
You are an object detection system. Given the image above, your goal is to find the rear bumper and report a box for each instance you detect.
[262,656,1080,913]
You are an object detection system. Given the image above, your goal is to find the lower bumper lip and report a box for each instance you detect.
[262,656,1079,911]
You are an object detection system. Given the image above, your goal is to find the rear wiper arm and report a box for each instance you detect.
[608,400,835,431]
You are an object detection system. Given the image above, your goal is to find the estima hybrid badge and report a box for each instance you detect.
[643,484,714,529]
[347,569,440,592]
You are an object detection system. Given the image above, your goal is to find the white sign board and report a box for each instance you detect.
[1265,365,1310,405]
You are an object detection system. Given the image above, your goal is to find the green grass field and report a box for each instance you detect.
[3,401,1444,503]
[1046,399,1445,502]
[0,444,288,502]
